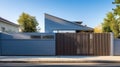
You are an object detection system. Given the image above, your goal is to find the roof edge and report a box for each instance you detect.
[0,17,19,27]
[45,13,93,30]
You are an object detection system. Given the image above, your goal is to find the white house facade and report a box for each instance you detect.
[0,17,19,33]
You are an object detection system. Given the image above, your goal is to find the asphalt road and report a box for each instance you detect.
[1,63,120,67]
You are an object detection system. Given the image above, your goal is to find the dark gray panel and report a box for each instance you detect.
[1,39,55,56]
[0,33,55,39]
[114,39,120,56]
[0,33,13,39]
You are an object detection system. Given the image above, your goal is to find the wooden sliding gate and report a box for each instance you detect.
[56,33,111,56]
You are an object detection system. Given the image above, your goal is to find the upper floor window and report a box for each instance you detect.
[31,35,41,39]
[1,27,5,32]
[42,35,54,39]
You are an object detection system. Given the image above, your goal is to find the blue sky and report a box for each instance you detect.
[0,0,115,32]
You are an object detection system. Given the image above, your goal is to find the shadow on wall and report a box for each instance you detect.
[0,33,13,39]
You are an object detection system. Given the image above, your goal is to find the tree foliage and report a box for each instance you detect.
[18,13,39,32]
[102,0,120,38]
[113,0,120,4]
[102,12,113,32]
[94,24,102,33]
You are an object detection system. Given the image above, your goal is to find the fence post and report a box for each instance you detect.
[110,32,114,56]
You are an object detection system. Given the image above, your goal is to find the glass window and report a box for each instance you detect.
[1,27,5,32]
[42,35,54,39]
[31,35,41,39]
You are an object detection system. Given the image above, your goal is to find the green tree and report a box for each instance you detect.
[102,12,113,32]
[102,0,120,38]
[18,13,39,32]
[110,15,119,38]
[113,0,120,16]
[113,0,120,38]
[113,0,120,4]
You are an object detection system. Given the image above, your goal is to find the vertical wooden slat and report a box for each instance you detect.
[95,33,97,56]
[92,33,95,56]
[79,33,81,55]
[69,33,71,55]
[77,33,79,55]
[104,33,107,56]
[86,33,88,55]
[107,33,110,55]
[97,33,99,56]
[92,33,94,56]
[71,33,74,55]
[82,33,84,55]
[105,33,108,56]
[101,33,103,56]
[95,34,97,56]
[93,33,95,56]
[103,33,105,56]
[64,33,67,55]
[95,34,98,55]
[100,33,102,56]
[81,33,83,55]
[106,33,108,55]
[62,33,64,55]
[84,33,87,56]
[74,33,77,55]
[108,33,110,55]
[107,33,109,55]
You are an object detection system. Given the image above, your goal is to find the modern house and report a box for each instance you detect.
[0,14,117,56]
[0,17,19,33]
[45,13,93,33]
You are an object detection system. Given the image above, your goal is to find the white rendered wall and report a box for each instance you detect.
[0,21,19,32]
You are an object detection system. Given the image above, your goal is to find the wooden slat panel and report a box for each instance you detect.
[56,33,111,56]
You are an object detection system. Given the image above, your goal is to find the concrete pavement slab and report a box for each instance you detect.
[0,56,120,63]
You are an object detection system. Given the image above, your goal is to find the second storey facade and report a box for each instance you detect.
[0,17,19,33]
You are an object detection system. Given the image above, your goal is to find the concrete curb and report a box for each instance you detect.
[0,60,120,63]
[1,56,120,63]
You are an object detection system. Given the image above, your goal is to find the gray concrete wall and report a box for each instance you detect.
[0,21,19,33]
[0,33,55,56]
[114,39,120,56]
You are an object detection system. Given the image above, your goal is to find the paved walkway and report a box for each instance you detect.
[0,56,120,63]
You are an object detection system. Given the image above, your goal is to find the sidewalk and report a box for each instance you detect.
[0,56,120,63]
